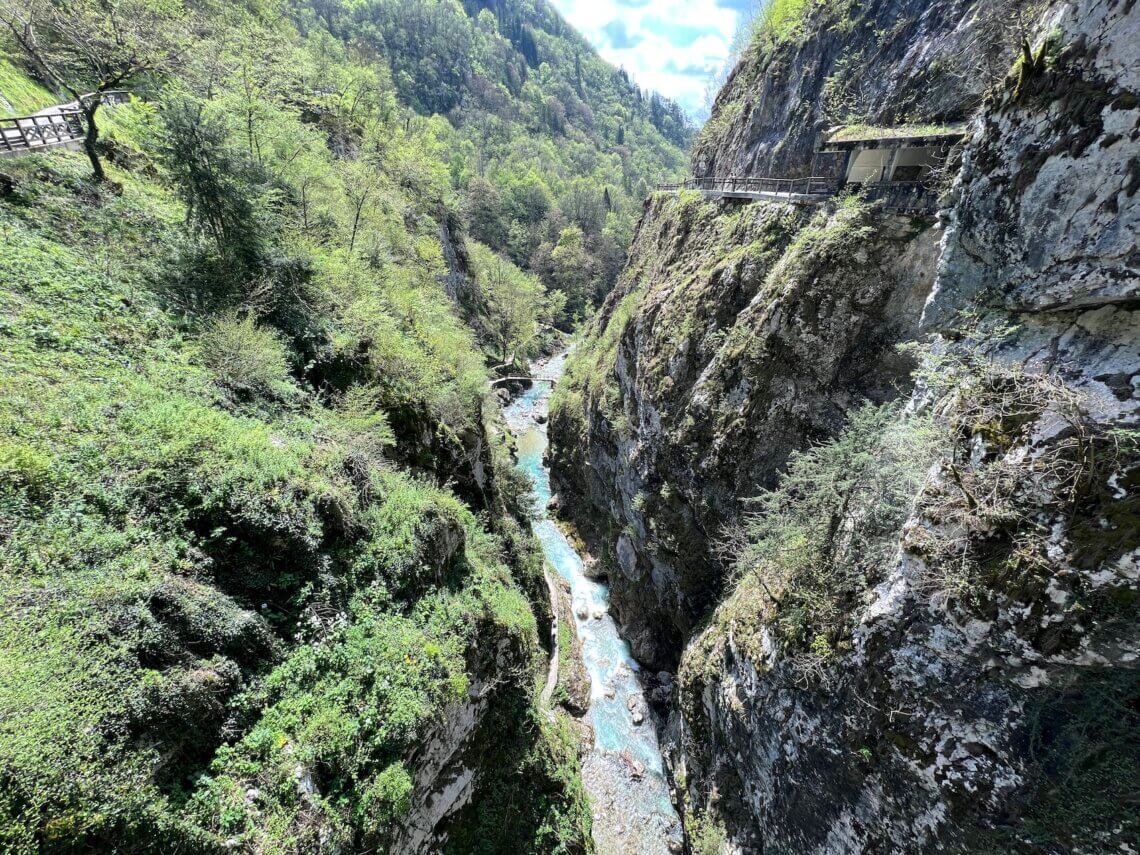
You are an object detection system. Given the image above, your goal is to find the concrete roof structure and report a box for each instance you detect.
[820,124,967,151]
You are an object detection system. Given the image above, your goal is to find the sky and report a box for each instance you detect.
[547,0,753,120]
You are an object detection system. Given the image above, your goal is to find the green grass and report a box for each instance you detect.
[0,56,55,118]
[826,123,966,143]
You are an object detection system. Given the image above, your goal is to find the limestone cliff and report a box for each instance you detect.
[693,0,1021,180]
[551,0,1138,849]
[550,194,938,668]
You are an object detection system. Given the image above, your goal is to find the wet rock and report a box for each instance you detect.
[619,748,645,779]
[627,693,648,726]
[581,555,606,579]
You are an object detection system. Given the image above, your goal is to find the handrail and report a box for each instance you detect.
[0,91,130,156]
[659,175,835,196]
[75,89,131,108]
[656,175,942,214]
[0,111,85,153]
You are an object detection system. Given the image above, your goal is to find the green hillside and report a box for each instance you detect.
[299,0,691,322]
[0,0,687,849]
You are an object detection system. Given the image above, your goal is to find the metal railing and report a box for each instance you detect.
[657,175,836,197]
[0,90,130,157]
[657,175,943,215]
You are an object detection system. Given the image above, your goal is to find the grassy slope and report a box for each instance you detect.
[0,56,55,117]
[0,43,589,855]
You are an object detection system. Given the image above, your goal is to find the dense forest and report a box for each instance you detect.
[299,0,692,323]
[0,0,688,850]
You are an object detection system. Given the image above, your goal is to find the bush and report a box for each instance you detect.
[357,762,414,829]
[730,401,944,658]
[198,312,297,402]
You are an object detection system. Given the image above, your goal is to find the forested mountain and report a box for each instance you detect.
[0,0,687,850]
[297,0,691,322]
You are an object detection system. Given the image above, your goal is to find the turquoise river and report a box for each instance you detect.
[504,351,682,854]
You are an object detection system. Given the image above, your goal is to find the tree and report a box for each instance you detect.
[160,98,267,272]
[0,0,187,181]
[549,225,594,324]
[342,159,382,254]
[469,242,546,365]
[561,177,605,235]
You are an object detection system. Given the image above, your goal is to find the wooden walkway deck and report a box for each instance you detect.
[0,90,129,159]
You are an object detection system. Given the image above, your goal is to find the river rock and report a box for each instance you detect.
[580,555,605,579]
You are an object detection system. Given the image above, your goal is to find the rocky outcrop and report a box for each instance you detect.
[928,0,1140,324]
[694,0,1022,180]
[550,195,939,668]
[552,0,1138,849]
[390,683,490,854]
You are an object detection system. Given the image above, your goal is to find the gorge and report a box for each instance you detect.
[0,0,1137,852]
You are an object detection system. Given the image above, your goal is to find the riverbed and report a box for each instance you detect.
[503,352,682,854]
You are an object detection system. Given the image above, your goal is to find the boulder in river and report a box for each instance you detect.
[619,748,645,779]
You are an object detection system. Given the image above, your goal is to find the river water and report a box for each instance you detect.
[503,352,682,854]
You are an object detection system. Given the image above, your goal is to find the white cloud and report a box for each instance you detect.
[548,0,744,117]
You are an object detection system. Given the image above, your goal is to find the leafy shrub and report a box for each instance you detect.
[730,401,944,658]
[198,312,297,402]
[357,762,414,829]
[689,812,728,854]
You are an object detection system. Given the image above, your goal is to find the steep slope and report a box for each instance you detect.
[301,0,691,323]
[0,0,650,848]
[551,0,1138,849]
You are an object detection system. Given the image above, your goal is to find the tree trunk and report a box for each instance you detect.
[81,101,105,182]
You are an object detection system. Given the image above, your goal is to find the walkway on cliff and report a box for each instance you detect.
[1,90,129,158]
[658,175,835,205]
[659,174,940,215]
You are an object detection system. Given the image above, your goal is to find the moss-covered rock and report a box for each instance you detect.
[551,192,938,668]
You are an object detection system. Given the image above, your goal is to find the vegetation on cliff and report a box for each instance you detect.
[0,0,707,846]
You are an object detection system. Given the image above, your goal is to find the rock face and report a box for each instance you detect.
[551,0,1139,849]
[551,195,939,668]
[693,0,1021,180]
[928,0,1140,323]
